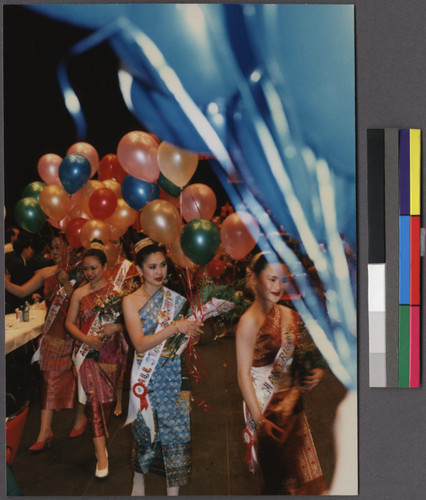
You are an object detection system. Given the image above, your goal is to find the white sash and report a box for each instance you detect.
[73,259,132,404]
[31,279,76,364]
[243,327,294,471]
[124,287,181,442]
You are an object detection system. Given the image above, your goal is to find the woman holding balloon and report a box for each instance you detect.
[122,236,203,496]
[236,252,327,495]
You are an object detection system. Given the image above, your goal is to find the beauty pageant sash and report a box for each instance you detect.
[31,279,77,364]
[243,328,294,472]
[73,260,131,404]
[124,287,181,442]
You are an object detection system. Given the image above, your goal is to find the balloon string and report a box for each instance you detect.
[185,338,213,413]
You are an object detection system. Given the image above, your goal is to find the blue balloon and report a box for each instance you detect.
[121,174,159,211]
[59,154,91,194]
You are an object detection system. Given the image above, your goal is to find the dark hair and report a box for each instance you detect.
[13,232,33,255]
[249,251,284,276]
[134,234,166,268]
[5,227,19,244]
[83,239,107,266]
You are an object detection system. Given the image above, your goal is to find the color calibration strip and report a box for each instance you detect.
[368,128,422,387]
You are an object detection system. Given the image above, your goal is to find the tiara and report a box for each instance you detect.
[134,237,155,254]
[89,242,106,252]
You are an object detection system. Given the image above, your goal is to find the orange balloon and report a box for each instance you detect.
[73,180,104,216]
[157,142,198,187]
[104,241,119,265]
[167,234,196,271]
[139,199,181,245]
[79,219,112,248]
[220,212,260,261]
[109,224,127,240]
[117,131,160,182]
[107,198,138,231]
[39,185,71,221]
[67,142,99,178]
[103,179,122,199]
[47,215,70,231]
[181,183,217,222]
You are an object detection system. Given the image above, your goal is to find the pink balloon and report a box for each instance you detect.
[47,215,70,231]
[220,212,261,261]
[67,142,99,179]
[37,153,63,186]
[181,183,217,222]
[117,131,160,183]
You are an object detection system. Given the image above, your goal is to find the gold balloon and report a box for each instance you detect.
[103,179,122,199]
[167,234,196,271]
[104,240,119,265]
[139,199,181,245]
[106,198,137,231]
[109,224,127,240]
[79,219,112,248]
[157,142,198,187]
[39,185,71,222]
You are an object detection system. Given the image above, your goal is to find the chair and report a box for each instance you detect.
[6,400,29,465]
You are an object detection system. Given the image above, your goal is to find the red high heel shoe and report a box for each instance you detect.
[28,431,54,453]
[69,416,88,438]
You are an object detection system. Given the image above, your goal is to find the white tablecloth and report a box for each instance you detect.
[5,307,47,355]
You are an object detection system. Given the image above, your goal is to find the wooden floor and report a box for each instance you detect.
[8,328,347,496]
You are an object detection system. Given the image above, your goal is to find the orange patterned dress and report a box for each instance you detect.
[76,283,127,437]
[39,274,76,411]
[251,304,327,495]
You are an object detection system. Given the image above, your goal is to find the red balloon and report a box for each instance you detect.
[207,258,226,278]
[88,188,118,220]
[98,154,127,183]
[65,217,88,248]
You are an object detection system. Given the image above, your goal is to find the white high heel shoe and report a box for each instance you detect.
[95,450,109,480]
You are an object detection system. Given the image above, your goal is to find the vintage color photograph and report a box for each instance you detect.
[3,4,356,496]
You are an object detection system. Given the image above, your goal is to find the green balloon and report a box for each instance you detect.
[180,218,220,265]
[14,197,47,233]
[22,181,47,200]
[158,173,182,197]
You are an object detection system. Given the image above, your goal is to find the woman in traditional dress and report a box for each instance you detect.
[122,237,203,496]
[65,241,125,479]
[236,252,327,495]
[5,235,86,451]
[104,236,139,417]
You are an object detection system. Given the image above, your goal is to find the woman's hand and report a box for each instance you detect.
[57,269,69,285]
[101,323,121,342]
[302,368,324,392]
[174,319,204,338]
[85,335,105,351]
[256,418,286,443]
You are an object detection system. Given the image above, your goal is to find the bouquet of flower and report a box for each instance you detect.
[93,293,126,324]
[166,281,250,359]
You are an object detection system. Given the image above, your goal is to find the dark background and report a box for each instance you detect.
[2,5,227,227]
[2,1,426,499]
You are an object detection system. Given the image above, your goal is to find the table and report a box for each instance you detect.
[5,307,47,355]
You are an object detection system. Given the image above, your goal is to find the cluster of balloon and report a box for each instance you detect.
[15,132,261,273]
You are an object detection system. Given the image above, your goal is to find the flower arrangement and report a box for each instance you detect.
[166,280,250,360]
[93,293,127,324]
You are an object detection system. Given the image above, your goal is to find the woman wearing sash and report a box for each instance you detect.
[236,252,327,495]
[65,241,125,479]
[105,236,139,417]
[122,237,203,496]
[5,235,85,452]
